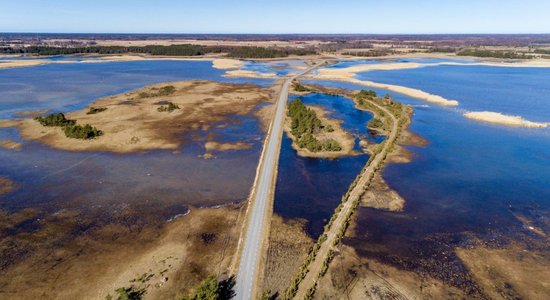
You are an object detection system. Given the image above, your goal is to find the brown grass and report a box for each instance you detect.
[261,215,313,296]
[0,80,273,153]
[0,206,244,300]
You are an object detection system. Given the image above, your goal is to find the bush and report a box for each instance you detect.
[64,124,102,139]
[157,101,180,112]
[34,112,75,127]
[139,85,176,98]
[87,106,107,114]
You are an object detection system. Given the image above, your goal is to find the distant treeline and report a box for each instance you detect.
[0,44,224,56]
[0,44,317,58]
[226,46,315,58]
[456,49,532,59]
[341,50,394,57]
[534,49,550,55]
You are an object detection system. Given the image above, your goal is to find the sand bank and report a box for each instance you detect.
[0,139,21,150]
[312,65,459,106]
[0,80,273,153]
[223,69,278,79]
[204,141,252,152]
[0,177,15,196]
[212,58,244,69]
[464,111,549,128]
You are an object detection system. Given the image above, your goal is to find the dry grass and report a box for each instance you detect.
[0,80,273,153]
[456,244,550,300]
[316,244,468,300]
[0,206,244,300]
[261,215,313,297]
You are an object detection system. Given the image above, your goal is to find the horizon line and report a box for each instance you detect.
[2,31,550,36]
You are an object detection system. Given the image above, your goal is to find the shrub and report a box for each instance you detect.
[157,101,180,112]
[87,106,108,114]
[64,124,102,139]
[34,112,75,127]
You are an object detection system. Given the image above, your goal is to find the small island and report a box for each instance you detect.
[285,98,355,158]
[0,80,273,153]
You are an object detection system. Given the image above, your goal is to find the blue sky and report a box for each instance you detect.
[0,0,548,34]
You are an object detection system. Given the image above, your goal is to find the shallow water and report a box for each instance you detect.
[274,93,379,237]
[0,60,271,219]
[308,62,550,287]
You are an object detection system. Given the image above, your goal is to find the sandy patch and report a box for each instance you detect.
[212,58,244,69]
[0,177,15,196]
[361,175,405,212]
[0,140,21,151]
[464,111,549,128]
[223,70,278,79]
[204,141,252,152]
[456,245,550,300]
[0,80,273,153]
[284,105,356,158]
[0,59,51,69]
[311,68,459,106]
[13,109,50,117]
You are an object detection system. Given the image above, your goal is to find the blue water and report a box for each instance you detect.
[0,60,272,119]
[0,60,272,216]
[307,62,550,288]
[356,65,550,122]
[240,59,306,76]
[274,93,379,237]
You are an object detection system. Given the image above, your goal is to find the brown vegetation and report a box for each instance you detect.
[261,215,313,298]
[0,206,243,300]
[0,80,274,153]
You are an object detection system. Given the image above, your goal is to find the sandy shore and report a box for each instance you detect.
[312,65,459,106]
[0,80,273,153]
[204,141,252,152]
[464,111,549,128]
[0,140,21,150]
[212,58,244,69]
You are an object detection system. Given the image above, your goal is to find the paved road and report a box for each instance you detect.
[294,99,400,299]
[234,64,319,300]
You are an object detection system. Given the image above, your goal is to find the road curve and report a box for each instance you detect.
[234,64,319,300]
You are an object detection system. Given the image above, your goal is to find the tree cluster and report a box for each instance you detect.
[287,99,342,152]
[457,49,532,59]
[34,112,102,139]
[227,46,315,58]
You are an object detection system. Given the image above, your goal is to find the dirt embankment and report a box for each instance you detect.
[0,206,244,300]
[0,80,274,153]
